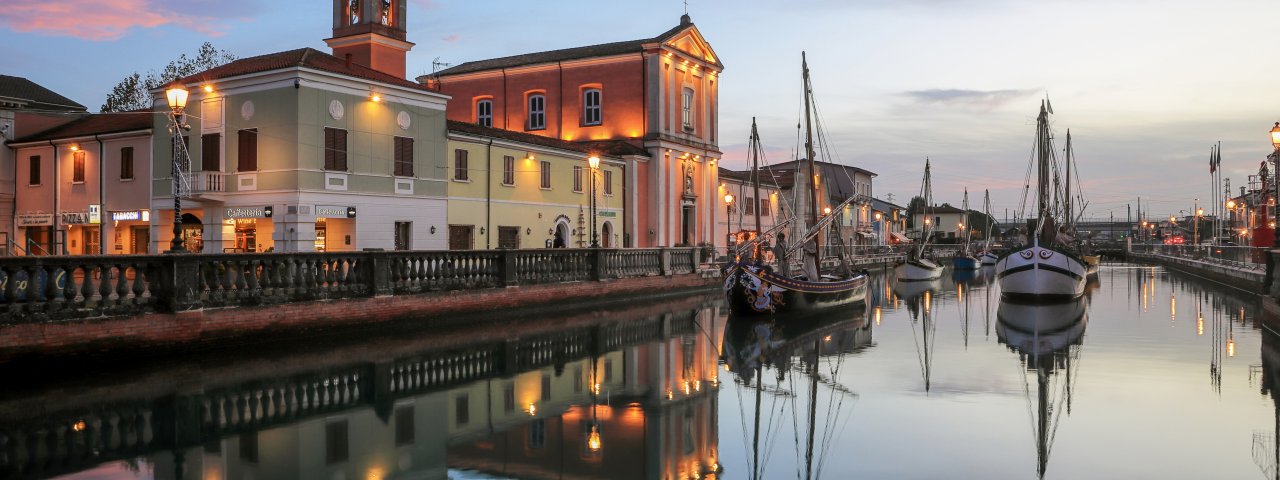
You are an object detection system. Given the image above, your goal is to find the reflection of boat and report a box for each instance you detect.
[952,265,984,285]
[894,279,939,391]
[723,56,868,316]
[996,102,1087,301]
[892,277,941,302]
[722,303,870,480]
[897,158,945,281]
[996,298,1088,479]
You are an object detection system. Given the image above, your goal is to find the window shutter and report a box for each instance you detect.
[324,128,335,170]
[335,129,348,171]
[201,133,220,171]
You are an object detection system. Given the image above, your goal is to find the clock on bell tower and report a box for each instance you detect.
[324,0,414,78]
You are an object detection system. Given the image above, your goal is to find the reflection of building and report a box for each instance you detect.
[429,15,723,248]
[150,0,448,252]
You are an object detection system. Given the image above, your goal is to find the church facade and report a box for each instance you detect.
[426,14,724,248]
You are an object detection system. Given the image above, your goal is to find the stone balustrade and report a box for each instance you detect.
[0,247,701,324]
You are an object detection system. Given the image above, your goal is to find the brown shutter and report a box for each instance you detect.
[335,129,348,171]
[324,128,335,170]
[201,133,220,171]
[237,129,257,171]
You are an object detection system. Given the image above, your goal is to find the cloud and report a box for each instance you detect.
[0,0,255,41]
[901,88,1039,110]
[442,34,459,43]
[411,0,441,9]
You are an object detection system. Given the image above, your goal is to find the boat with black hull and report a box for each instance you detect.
[723,54,868,316]
[995,102,1087,301]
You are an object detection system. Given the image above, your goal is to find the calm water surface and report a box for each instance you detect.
[3,263,1275,479]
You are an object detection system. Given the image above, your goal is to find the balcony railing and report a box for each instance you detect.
[189,171,224,194]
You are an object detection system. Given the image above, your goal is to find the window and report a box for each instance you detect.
[325,421,349,464]
[120,147,134,180]
[201,133,220,171]
[237,129,257,171]
[394,136,414,176]
[573,165,583,193]
[28,155,39,185]
[502,155,515,185]
[503,383,515,413]
[476,99,493,127]
[394,221,412,250]
[448,225,474,250]
[540,161,551,189]
[582,88,601,125]
[498,226,520,249]
[603,170,613,195]
[681,87,694,130]
[455,394,470,426]
[324,127,348,171]
[72,150,85,183]
[760,198,770,217]
[541,373,552,401]
[527,94,546,130]
[395,405,415,446]
[453,148,469,181]
[744,197,755,215]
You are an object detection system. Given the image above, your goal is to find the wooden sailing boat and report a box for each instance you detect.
[723,54,868,315]
[978,189,999,265]
[996,297,1088,479]
[1063,131,1100,277]
[995,102,1087,300]
[895,158,945,281]
[952,188,981,270]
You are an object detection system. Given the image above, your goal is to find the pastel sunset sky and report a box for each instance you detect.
[2,0,1275,220]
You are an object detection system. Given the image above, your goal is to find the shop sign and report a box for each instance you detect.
[317,205,357,218]
[225,206,273,219]
[111,210,149,221]
[598,211,617,218]
[60,211,90,225]
[16,213,53,227]
[88,205,101,224]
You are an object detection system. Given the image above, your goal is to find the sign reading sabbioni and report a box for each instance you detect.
[224,206,274,219]
[316,205,357,218]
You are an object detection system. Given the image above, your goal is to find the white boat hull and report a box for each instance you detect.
[979,251,998,266]
[896,258,944,281]
[995,245,1086,301]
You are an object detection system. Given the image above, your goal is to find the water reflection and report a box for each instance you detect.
[997,298,1088,480]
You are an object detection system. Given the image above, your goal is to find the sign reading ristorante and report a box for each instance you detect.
[224,206,273,219]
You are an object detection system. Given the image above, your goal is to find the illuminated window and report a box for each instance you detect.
[453,148,469,181]
[603,169,613,195]
[573,165,583,193]
[540,160,551,189]
[527,94,546,130]
[681,87,694,130]
[72,150,85,183]
[502,155,515,186]
[583,88,601,126]
[476,99,492,127]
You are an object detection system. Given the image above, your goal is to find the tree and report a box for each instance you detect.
[906,196,926,228]
[101,42,236,112]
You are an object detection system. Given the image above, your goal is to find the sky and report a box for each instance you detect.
[3,0,1278,222]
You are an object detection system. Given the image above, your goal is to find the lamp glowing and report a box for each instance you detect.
[823,207,831,215]
[588,155,600,169]
[1227,200,1236,209]
[724,194,734,205]
[587,425,602,452]
[203,85,214,93]
[1271,122,1280,148]
[371,94,382,102]
[165,84,188,113]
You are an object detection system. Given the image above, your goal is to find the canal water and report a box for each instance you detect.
[2,263,1276,479]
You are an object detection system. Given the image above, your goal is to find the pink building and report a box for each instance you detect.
[8,112,154,255]
[425,14,724,248]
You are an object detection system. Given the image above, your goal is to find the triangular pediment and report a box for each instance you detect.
[663,27,720,67]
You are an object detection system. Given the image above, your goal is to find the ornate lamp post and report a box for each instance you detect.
[724,194,734,247]
[165,83,190,253]
[1271,122,1280,247]
[588,156,601,247]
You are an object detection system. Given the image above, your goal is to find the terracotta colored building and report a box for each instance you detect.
[426,14,724,248]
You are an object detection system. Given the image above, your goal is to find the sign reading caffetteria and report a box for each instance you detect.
[316,205,357,218]
[16,213,53,227]
[225,206,273,219]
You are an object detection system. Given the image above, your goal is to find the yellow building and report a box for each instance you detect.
[446,120,632,249]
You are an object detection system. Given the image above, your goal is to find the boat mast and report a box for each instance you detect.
[802,52,820,248]
[752,362,763,480]
[1037,364,1049,479]
[963,188,972,248]
[804,338,820,480]
[751,118,763,240]
[1065,129,1073,230]
[1037,102,1051,224]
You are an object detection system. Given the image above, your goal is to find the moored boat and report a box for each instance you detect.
[896,158,945,281]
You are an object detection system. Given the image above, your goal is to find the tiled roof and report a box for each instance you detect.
[718,167,792,189]
[0,75,86,112]
[178,48,426,90]
[447,120,649,158]
[434,20,695,77]
[14,109,153,142]
[926,204,968,214]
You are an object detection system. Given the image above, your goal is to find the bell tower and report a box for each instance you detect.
[324,0,414,78]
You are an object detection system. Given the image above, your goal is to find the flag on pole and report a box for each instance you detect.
[1210,145,1216,174]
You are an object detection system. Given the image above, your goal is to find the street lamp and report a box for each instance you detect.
[165,83,190,253]
[724,194,735,244]
[1271,122,1280,247]
[588,156,600,247]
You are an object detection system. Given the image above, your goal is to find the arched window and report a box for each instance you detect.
[476,99,492,127]
[681,87,695,130]
[527,94,546,130]
[582,88,601,126]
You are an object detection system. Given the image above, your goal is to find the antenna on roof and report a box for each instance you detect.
[431,57,452,74]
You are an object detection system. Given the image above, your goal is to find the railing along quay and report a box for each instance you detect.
[0,247,701,324]
[1128,244,1267,271]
